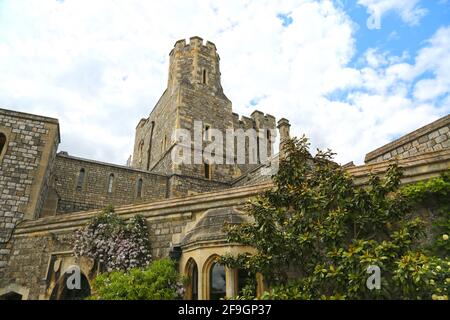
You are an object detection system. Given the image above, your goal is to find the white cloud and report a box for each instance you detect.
[357,0,428,27]
[0,0,448,167]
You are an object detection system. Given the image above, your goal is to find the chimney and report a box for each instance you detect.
[277,118,290,158]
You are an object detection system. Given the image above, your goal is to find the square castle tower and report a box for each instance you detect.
[131,36,279,195]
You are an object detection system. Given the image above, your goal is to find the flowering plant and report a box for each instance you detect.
[73,205,152,272]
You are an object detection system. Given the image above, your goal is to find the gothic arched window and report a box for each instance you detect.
[136,178,143,198]
[0,132,6,155]
[209,262,226,300]
[185,258,199,300]
[107,173,114,193]
[76,168,85,191]
[138,140,144,164]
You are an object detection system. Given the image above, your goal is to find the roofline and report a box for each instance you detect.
[0,107,61,143]
[0,107,59,125]
[365,114,450,163]
[56,153,168,177]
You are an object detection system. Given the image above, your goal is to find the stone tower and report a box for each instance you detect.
[132,37,276,196]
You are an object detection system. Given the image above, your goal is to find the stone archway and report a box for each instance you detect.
[0,284,29,300]
[50,268,91,300]
[0,291,22,300]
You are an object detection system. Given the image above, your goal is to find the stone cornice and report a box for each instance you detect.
[349,149,450,181]
[14,182,272,236]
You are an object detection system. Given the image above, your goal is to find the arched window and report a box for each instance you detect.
[0,132,6,155]
[185,259,199,300]
[209,262,226,300]
[107,173,114,193]
[138,140,144,164]
[203,124,211,141]
[76,168,85,191]
[136,178,143,198]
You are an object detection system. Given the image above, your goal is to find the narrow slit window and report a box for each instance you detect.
[107,173,114,193]
[76,168,85,191]
[0,132,6,155]
[202,69,207,84]
[162,135,167,153]
[137,178,143,198]
[204,124,211,141]
[138,140,144,164]
[204,162,211,180]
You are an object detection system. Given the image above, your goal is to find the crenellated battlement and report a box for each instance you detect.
[169,36,218,58]
[167,36,222,93]
[232,110,276,131]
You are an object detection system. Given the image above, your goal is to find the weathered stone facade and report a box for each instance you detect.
[131,36,276,192]
[0,37,449,300]
[49,153,169,214]
[365,115,450,164]
[0,109,59,280]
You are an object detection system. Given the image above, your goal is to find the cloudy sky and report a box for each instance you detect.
[0,0,449,165]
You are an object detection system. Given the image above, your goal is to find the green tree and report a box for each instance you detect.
[90,258,185,300]
[220,137,449,300]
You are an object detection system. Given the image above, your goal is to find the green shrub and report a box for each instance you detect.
[220,137,450,300]
[90,258,185,300]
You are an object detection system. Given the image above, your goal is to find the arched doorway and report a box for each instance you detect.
[185,258,199,300]
[0,292,22,300]
[50,270,91,300]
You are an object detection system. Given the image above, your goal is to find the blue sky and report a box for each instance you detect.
[346,1,450,61]
[0,0,449,165]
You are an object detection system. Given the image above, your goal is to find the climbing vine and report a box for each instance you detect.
[73,205,152,272]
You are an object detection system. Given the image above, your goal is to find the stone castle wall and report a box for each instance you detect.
[51,154,169,214]
[168,174,230,198]
[2,149,449,299]
[0,108,59,282]
[2,182,266,299]
[365,115,450,164]
[132,90,177,172]
[131,37,277,191]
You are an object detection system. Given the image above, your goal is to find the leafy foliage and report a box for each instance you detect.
[90,258,185,300]
[73,205,152,272]
[400,172,450,257]
[220,137,450,300]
